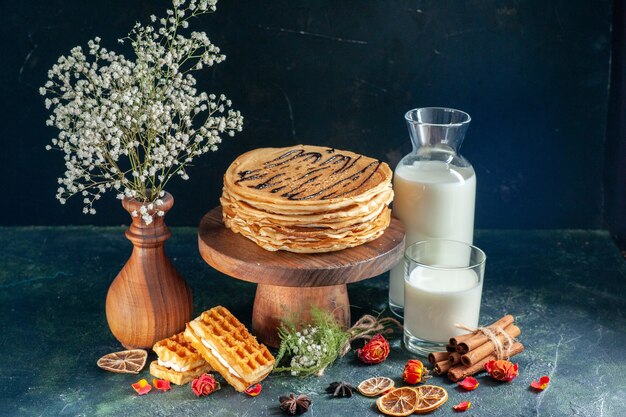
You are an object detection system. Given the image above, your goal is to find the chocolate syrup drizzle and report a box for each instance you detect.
[235,147,382,200]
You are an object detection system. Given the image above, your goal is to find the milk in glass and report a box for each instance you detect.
[404,266,482,342]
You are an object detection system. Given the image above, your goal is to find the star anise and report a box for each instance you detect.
[279,393,312,415]
[326,381,355,398]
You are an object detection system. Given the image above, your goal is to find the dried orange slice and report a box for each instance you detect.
[357,376,395,397]
[413,385,448,414]
[376,387,418,416]
[97,349,147,374]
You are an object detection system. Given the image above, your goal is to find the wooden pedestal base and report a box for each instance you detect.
[252,284,350,347]
[198,207,404,347]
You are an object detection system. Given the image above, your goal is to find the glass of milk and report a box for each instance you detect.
[403,239,486,356]
[389,107,475,318]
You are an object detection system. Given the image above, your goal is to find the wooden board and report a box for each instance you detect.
[198,206,405,287]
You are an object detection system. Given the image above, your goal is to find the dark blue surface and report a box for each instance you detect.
[1,227,625,416]
[1,0,612,228]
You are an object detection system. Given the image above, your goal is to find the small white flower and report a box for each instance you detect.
[41,0,242,214]
[131,210,138,217]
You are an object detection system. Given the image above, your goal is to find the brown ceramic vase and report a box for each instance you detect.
[106,192,193,349]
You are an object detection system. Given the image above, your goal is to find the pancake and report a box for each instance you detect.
[220,187,392,229]
[221,145,393,253]
[223,145,392,207]
[225,209,391,253]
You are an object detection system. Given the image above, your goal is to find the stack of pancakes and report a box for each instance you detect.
[221,145,394,253]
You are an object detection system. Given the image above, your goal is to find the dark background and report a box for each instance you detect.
[2,0,624,236]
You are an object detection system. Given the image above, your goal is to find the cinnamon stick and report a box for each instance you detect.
[461,324,521,367]
[449,332,475,347]
[456,314,515,354]
[448,342,525,381]
[449,352,462,365]
[446,343,456,353]
[428,351,450,364]
[434,359,452,375]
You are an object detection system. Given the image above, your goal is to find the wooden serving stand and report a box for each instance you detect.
[198,207,405,347]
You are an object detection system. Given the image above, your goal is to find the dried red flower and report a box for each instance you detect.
[152,379,171,392]
[530,376,550,391]
[245,383,262,396]
[484,359,519,382]
[191,373,220,397]
[357,334,390,364]
[453,401,472,412]
[457,376,479,391]
[131,378,152,395]
[402,359,424,384]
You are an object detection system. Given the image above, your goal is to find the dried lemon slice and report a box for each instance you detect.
[413,385,448,414]
[375,387,418,416]
[357,376,395,397]
[97,349,147,374]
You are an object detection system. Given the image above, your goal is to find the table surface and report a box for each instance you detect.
[2,227,625,417]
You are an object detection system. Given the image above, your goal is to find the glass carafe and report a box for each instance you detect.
[389,107,476,318]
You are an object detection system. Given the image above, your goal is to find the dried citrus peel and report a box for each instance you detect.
[530,376,550,391]
[131,379,152,395]
[357,376,395,397]
[453,401,471,412]
[245,383,262,396]
[375,385,448,416]
[457,376,479,391]
[153,379,171,392]
[413,385,448,415]
[376,387,418,416]
[97,349,147,374]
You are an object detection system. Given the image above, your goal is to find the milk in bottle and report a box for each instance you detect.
[388,108,476,317]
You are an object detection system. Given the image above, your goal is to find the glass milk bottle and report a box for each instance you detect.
[389,107,476,317]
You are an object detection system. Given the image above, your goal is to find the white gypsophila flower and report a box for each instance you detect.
[142,213,153,225]
[41,0,242,224]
